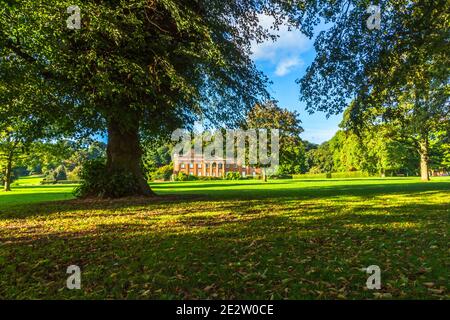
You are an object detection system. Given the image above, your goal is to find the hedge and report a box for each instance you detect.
[292,173,332,180]
[292,171,371,180]
[40,180,81,185]
[331,171,370,179]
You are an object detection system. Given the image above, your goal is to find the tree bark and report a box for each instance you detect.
[4,153,13,192]
[262,167,267,182]
[106,119,154,196]
[419,137,430,181]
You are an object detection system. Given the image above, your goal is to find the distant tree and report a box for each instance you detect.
[0,120,45,191]
[327,126,419,176]
[278,143,307,175]
[306,142,334,174]
[244,101,305,178]
[54,165,68,181]
[149,164,174,181]
[429,129,450,173]
[302,140,318,152]
[143,142,173,176]
[296,0,449,181]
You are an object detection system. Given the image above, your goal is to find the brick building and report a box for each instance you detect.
[173,150,261,178]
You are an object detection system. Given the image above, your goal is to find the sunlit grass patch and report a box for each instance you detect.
[0,177,449,299]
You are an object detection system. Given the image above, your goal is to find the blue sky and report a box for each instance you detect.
[251,15,342,144]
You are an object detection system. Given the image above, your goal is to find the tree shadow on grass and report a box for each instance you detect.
[155,180,450,200]
[0,193,206,219]
[1,180,449,220]
[0,199,448,299]
[152,180,294,190]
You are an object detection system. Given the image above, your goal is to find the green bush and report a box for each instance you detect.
[40,180,81,185]
[42,171,56,183]
[330,171,370,179]
[269,174,293,180]
[292,173,331,180]
[42,165,67,183]
[67,166,81,181]
[225,172,241,180]
[173,172,200,181]
[173,173,223,181]
[54,165,67,181]
[74,159,142,198]
[197,176,221,181]
[0,170,18,184]
[293,171,370,180]
[174,172,188,181]
[149,164,174,181]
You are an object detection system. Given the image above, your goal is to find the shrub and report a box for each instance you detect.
[29,164,43,175]
[42,170,56,183]
[42,165,68,183]
[268,174,293,180]
[13,167,29,177]
[41,180,81,185]
[330,171,370,179]
[149,164,174,181]
[197,176,221,181]
[173,173,223,181]
[174,172,189,181]
[73,159,141,198]
[54,165,67,181]
[292,173,331,180]
[225,172,241,180]
[67,165,82,181]
[173,172,200,181]
[293,171,370,180]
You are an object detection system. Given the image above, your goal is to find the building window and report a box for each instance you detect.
[242,171,246,177]
[206,163,209,168]
[226,164,230,168]
[198,163,202,169]
[180,163,185,169]
[198,172,202,176]
[190,172,194,175]
[218,163,223,169]
[189,163,194,169]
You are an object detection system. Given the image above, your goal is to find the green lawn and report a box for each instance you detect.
[0,177,449,299]
[0,176,76,208]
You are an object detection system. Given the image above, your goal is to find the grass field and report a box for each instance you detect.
[1,176,76,208]
[0,177,449,299]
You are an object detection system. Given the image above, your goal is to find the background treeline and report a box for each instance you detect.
[307,127,449,177]
[142,102,450,180]
[2,102,448,186]
[0,139,106,187]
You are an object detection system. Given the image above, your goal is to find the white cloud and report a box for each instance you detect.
[251,14,312,76]
[275,57,303,76]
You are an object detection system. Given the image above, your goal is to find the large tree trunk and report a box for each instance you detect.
[4,153,13,192]
[419,137,430,182]
[106,119,154,196]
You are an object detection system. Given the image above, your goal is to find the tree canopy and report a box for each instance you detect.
[295,0,449,117]
[0,0,297,196]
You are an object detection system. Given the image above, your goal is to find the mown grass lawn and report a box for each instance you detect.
[0,177,449,299]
